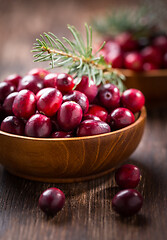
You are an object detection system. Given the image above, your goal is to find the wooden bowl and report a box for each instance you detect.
[121,69,167,102]
[0,107,146,183]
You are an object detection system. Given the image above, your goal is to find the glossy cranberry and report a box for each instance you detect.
[25,114,52,138]
[51,131,73,138]
[115,164,141,189]
[77,119,111,137]
[0,82,16,102]
[83,114,101,121]
[143,62,158,71]
[4,74,22,87]
[44,73,58,88]
[121,89,145,113]
[124,52,143,71]
[75,76,98,103]
[3,92,18,115]
[36,88,54,101]
[57,101,83,131]
[39,188,65,216]
[63,90,89,114]
[141,46,163,67]
[56,73,74,93]
[105,50,123,68]
[1,116,25,135]
[115,32,138,51]
[98,83,120,110]
[152,36,167,52]
[27,68,49,79]
[37,88,62,117]
[103,40,121,52]
[87,105,108,122]
[18,75,44,94]
[12,90,36,119]
[108,108,135,130]
[112,189,143,217]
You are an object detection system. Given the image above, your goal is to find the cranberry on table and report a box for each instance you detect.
[121,88,145,113]
[141,46,163,67]
[108,107,135,130]
[4,74,22,87]
[36,87,55,102]
[39,187,65,216]
[44,73,58,88]
[124,52,143,71]
[82,114,101,121]
[27,68,49,79]
[75,75,98,103]
[12,90,36,119]
[1,116,25,135]
[57,101,83,131]
[63,90,89,114]
[51,131,73,138]
[98,83,120,110]
[0,82,16,102]
[77,119,111,137]
[25,114,52,138]
[56,73,74,93]
[115,32,138,51]
[37,88,62,117]
[112,189,143,217]
[3,92,18,115]
[87,105,108,122]
[115,164,141,189]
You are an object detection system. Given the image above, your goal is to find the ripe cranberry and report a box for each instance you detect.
[152,35,167,52]
[141,46,163,67]
[25,114,52,138]
[98,83,120,110]
[124,52,143,71]
[115,32,138,51]
[77,119,111,137]
[121,89,145,113]
[1,116,25,135]
[75,76,98,103]
[51,131,73,138]
[83,114,101,121]
[57,101,83,131]
[37,88,62,117]
[36,88,55,101]
[12,90,36,119]
[18,75,44,94]
[87,105,108,122]
[103,40,121,52]
[63,90,89,114]
[56,73,74,93]
[143,62,158,71]
[104,50,123,68]
[115,164,141,189]
[108,108,135,130]
[27,68,49,79]
[0,82,16,102]
[4,74,22,87]
[44,73,58,88]
[3,92,18,115]
[163,52,167,68]
[39,188,65,216]
[112,189,143,217]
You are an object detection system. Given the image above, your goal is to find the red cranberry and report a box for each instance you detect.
[83,114,101,121]
[39,188,65,216]
[56,73,74,93]
[44,73,58,88]
[12,90,36,119]
[37,88,62,117]
[63,90,89,114]
[75,76,98,103]
[0,82,16,102]
[115,164,141,189]
[87,105,108,122]
[25,114,52,138]
[36,88,55,101]
[152,35,167,52]
[112,189,143,217]
[115,32,138,51]
[108,108,135,130]
[77,119,111,137]
[1,116,25,135]
[163,52,167,68]
[51,131,73,138]
[27,68,49,79]
[18,75,44,94]
[143,62,158,71]
[103,40,121,52]
[3,92,18,115]
[57,101,83,131]
[124,52,143,71]
[105,50,123,68]
[141,46,163,67]
[98,83,120,110]
[121,89,145,113]
[4,74,22,87]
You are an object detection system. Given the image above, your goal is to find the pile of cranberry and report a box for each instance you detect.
[99,32,167,71]
[0,68,145,138]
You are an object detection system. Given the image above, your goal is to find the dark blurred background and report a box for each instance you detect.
[0,0,167,80]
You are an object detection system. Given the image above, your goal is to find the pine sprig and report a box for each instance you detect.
[32,24,125,91]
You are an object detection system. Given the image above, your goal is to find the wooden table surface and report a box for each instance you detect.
[0,0,167,239]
